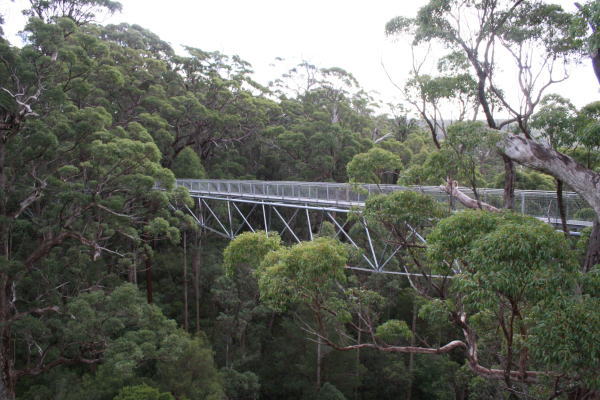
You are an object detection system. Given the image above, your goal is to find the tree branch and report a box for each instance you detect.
[8,306,60,324]
[439,178,499,212]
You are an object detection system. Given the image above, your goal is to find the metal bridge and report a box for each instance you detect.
[175,179,593,274]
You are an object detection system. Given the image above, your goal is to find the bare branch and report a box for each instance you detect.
[440,178,499,212]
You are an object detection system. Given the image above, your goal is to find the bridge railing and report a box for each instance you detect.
[176,179,408,204]
[174,179,594,225]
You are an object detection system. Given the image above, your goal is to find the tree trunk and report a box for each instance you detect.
[128,255,137,284]
[145,256,153,304]
[407,302,418,400]
[556,179,569,236]
[183,231,189,332]
[316,337,323,389]
[0,275,15,400]
[499,134,600,216]
[0,140,6,209]
[0,136,15,400]
[583,219,600,273]
[592,49,600,86]
[192,234,202,334]
[499,134,600,270]
[355,325,361,400]
[0,339,15,400]
[502,155,515,210]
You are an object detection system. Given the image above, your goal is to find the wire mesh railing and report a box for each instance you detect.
[175,179,594,226]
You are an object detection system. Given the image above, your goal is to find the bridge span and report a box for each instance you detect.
[174,179,592,274]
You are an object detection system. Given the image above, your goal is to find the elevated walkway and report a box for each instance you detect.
[176,179,593,229]
[173,179,592,274]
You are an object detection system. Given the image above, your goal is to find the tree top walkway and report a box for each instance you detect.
[176,179,593,229]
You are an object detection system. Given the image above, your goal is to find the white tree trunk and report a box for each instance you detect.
[499,134,600,217]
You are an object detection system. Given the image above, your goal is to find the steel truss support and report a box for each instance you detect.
[232,203,257,235]
[272,207,301,243]
[180,195,440,276]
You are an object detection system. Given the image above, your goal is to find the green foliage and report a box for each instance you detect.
[346,147,402,184]
[364,191,447,232]
[317,221,337,238]
[464,220,575,305]
[443,121,499,189]
[529,294,600,390]
[155,335,224,400]
[425,210,598,390]
[113,385,174,400]
[3,2,598,399]
[531,94,577,149]
[17,284,223,400]
[428,210,575,284]
[577,101,600,150]
[377,139,413,165]
[25,0,123,24]
[144,217,180,244]
[399,122,502,188]
[375,319,412,344]
[221,368,260,400]
[405,133,426,154]
[316,382,347,400]
[257,237,348,311]
[428,211,514,272]
[492,169,555,190]
[574,207,597,220]
[170,147,206,179]
[223,231,282,279]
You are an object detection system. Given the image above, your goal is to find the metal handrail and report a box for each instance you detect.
[173,179,593,226]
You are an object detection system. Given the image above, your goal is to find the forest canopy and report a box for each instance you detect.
[0,0,598,399]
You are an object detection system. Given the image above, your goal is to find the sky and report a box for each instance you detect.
[2,0,599,114]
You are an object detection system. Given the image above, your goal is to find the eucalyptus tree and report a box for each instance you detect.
[387,0,600,271]
[403,52,479,149]
[252,62,373,182]
[0,3,194,398]
[247,193,598,397]
[436,122,502,210]
[16,284,223,400]
[161,48,281,171]
[346,147,403,185]
[574,0,600,84]
[386,0,578,203]
[270,61,376,132]
[24,0,123,25]
[256,237,349,389]
[530,95,578,233]
[216,231,282,368]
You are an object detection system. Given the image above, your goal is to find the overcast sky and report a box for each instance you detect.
[3,0,598,113]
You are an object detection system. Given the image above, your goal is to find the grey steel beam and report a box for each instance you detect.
[273,207,301,243]
[361,218,379,270]
[232,203,257,234]
[262,203,268,234]
[227,200,233,237]
[379,246,403,271]
[201,199,232,239]
[326,212,376,270]
[346,266,453,278]
[305,208,313,241]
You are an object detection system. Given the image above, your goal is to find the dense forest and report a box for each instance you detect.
[0,0,599,399]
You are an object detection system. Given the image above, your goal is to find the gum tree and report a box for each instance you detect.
[387,0,600,271]
[0,3,188,398]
